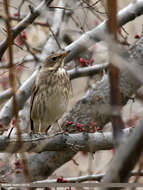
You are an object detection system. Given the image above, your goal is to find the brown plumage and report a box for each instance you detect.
[30,50,71,134]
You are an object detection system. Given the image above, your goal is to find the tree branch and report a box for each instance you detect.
[98,118,143,190]
[0,0,48,60]
[65,0,143,62]
[0,128,132,153]
[69,63,108,80]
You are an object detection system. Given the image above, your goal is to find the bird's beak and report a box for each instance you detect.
[62,50,70,57]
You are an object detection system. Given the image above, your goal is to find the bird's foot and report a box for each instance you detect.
[55,130,69,136]
[29,130,34,136]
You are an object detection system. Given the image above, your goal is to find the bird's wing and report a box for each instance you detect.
[30,82,39,132]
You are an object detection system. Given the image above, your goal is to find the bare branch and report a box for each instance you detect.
[0,0,47,60]
[69,63,108,80]
[0,69,38,126]
[34,170,143,184]
[0,88,12,104]
[65,0,143,62]
[0,128,132,153]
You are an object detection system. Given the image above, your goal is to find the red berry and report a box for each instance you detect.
[11,118,21,126]
[14,12,19,17]
[134,34,140,39]
[16,30,27,46]
[14,160,23,169]
[65,120,73,126]
[21,31,27,39]
[11,118,16,126]
[63,179,68,183]
[79,58,85,63]
[96,127,101,131]
[57,176,63,183]
[85,61,90,65]
[16,169,22,174]
[81,128,86,132]
[76,123,84,128]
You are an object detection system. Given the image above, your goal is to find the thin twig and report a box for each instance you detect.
[3,0,31,185]
[46,21,62,50]
[0,0,46,60]
[33,170,143,184]
[107,0,125,147]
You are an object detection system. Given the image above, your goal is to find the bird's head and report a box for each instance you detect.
[42,50,70,70]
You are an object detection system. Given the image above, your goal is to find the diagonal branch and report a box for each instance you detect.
[0,0,48,60]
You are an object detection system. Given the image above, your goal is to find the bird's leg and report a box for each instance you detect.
[45,125,51,135]
[54,120,66,136]
[7,127,14,138]
[38,122,43,135]
[57,120,63,132]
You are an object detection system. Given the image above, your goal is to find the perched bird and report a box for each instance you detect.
[30,50,71,134]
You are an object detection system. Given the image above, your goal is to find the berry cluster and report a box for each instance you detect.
[14,160,23,174]
[65,120,86,132]
[79,58,94,67]
[57,176,68,183]
[16,30,27,46]
[11,118,21,126]
[65,120,102,133]
[76,123,85,132]
[65,121,73,126]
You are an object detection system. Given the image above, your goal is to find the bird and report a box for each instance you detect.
[30,50,71,134]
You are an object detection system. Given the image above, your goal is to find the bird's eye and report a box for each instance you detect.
[51,57,57,62]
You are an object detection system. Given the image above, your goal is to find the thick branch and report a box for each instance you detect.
[0,69,38,126]
[0,128,132,153]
